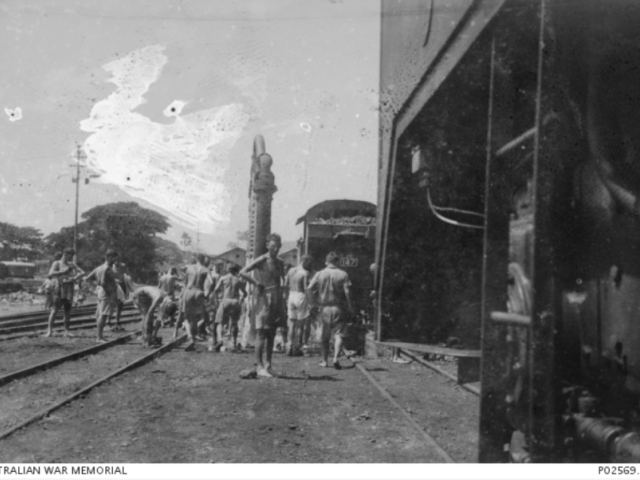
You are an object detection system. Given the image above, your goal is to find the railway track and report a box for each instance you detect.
[0,304,476,462]
[0,303,101,322]
[353,360,455,462]
[0,326,186,441]
[0,302,135,324]
[0,303,137,338]
[345,349,481,462]
[398,349,480,397]
[0,332,478,462]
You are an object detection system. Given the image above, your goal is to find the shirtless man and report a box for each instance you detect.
[45,248,85,337]
[240,233,286,378]
[284,255,314,356]
[211,263,247,352]
[175,254,210,351]
[204,261,224,337]
[158,267,181,326]
[131,286,171,347]
[111,261,129,331]
[84,250,119,343]
[307,251,354,369]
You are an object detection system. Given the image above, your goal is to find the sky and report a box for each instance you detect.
[0,0,380,254]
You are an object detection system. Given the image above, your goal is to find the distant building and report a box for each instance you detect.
[212,247,246,267]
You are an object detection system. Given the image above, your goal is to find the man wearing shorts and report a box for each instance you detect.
[307,251,354,370]
[131,286,173,348]
[240,233,286,378]
[45,248,85,337]
[204,261,224,337]
[158,267,181,326]
[284,255,314,356]
[175,254,210,351]
[110,261,129,331]
[211,263,247,352]
[84,250,119,343]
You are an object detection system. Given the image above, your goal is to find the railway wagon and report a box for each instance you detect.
[0,261,37,293]
[297,199,376,315]
[0,261,37,279]
[375,0,640,463]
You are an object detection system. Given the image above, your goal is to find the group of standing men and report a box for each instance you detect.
[44,248,133,343]
[42,233,356,377]
[239,233,355,377]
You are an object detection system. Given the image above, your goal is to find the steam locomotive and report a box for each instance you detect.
[375,0,640,462]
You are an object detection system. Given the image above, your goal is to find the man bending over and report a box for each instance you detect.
[131,285,172,347]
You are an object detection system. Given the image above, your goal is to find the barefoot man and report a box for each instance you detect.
[211,263,247,352]
[307,251,354,370]
[45,248,85,337]
[284,255,314,356]
[83,250,119,343]
[175,254,210,351]
[131,285,170,347]
[240,233,286,378]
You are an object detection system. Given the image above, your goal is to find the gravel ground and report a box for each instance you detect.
[0,327,479,463]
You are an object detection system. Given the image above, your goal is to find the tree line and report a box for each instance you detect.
[0,202,187,283]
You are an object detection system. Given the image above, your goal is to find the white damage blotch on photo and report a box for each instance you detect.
[80,45,251,233]
[4,107,22,122]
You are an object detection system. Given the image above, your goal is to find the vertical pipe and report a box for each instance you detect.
[530,0,555,460]
[479,32,509,463]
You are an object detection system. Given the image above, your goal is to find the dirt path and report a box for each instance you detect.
[0,331,479,463]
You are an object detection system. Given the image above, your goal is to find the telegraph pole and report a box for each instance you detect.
[72,145,87,255]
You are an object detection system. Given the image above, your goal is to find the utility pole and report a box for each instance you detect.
[72,145,87,255]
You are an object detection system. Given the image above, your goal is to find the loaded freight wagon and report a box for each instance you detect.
[297,199,376,312]
[297,200,376,354]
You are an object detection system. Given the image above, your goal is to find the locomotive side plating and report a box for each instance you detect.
[376,0,640,462]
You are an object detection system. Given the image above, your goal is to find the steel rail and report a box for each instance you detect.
[353,361,455,463]
[0,332,139,387]
[0,317,141,343]
[0,304,134,326]
[0,310,137,331]
[0,301,135,323]
[0,304,98,321]
[399,348,480,397]
[0,334,187,442]
[0,303,97,322]
[0,311,140,335]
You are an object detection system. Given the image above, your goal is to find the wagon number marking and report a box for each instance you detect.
[339,256,358,268]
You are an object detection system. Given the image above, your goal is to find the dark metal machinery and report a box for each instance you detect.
[376,0,640,462]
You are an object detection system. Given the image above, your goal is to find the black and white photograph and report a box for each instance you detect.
[0,0,638,473]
